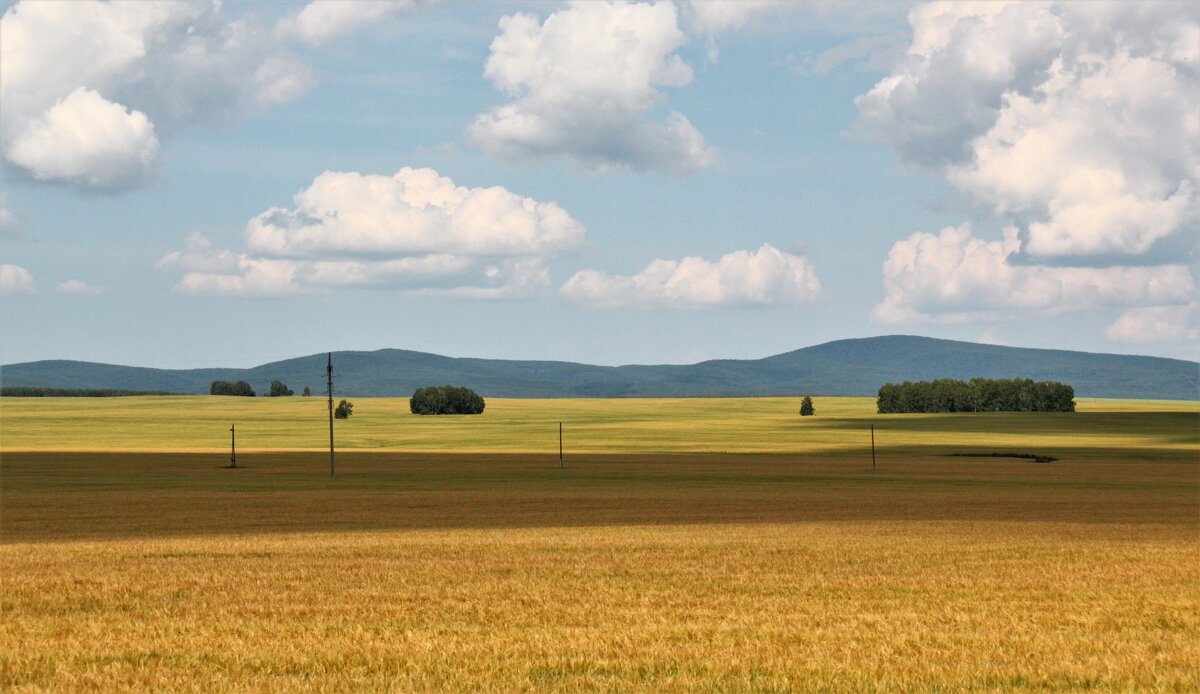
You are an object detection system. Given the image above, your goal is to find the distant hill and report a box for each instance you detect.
[2,336,1196,400]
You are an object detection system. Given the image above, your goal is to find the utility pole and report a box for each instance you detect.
[327,352,335,477]
[871,423,876,472]
[559,421,563,469]
[230,423,236,469]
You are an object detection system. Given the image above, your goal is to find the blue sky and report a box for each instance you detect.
[1,0,1196,368]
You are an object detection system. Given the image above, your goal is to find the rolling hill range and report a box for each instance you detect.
[2,336,1196,400]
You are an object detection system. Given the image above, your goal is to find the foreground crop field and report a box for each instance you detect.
[2,397,1198,691]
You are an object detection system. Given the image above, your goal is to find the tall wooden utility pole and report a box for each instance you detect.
[559,421,563,468]
[871,423,876,472]
[230,423,237,469]
[327,352,335,477]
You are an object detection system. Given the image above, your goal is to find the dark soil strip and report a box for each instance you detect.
[949,452,1057,463]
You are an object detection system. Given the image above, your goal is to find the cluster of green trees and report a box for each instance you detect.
[334,399,353,419]
[410,385,485,415]
[877,378,1075,413]
[0,387,173,397]
[269,380,293,397]
[210,380,256,397]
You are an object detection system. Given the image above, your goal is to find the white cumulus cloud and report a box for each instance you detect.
[857,1,1199,260]
[872,224,1195,324]
[0,263,34,296]
[245,168,584,258]
[1105,304,1199,345]
[160,168,584,298]
[468,1,716,175]
[277,0,414,46]
[7,88,159,191]
[562,244,820,309]
[0,0,315,192]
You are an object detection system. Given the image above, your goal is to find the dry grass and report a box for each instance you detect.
[2,397,1197,691]
[3,522,1197,692]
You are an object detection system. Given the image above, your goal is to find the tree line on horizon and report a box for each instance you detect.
[877,378,1075,413]
[208,380,311,397]
[0,387,175,397]
[210,380,256,397]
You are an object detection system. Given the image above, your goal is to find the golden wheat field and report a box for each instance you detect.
[2,396,1198,691]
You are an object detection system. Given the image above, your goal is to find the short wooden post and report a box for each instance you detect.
[230,423,237,469]
[870,423,876,472]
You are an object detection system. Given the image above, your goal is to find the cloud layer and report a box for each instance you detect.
[0,0,356,192]
[562,244,820,309]
[469,1,716,175]
[872,224,1194,324]
[1105,304,1199,345]
[160,168,584,298]
[857,1,1199,260]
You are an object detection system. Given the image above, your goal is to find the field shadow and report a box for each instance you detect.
[819,411,1200,443]
[3,451,1197,543]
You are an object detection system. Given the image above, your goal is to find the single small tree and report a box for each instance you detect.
[334,399,353,419]
[302,385,311,396]
[269,380,294,397]
[799,396,815,416]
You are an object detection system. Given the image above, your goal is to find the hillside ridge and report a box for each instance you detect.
[2,335,1196,400]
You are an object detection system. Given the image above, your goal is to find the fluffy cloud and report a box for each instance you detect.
[0,0,314,192]
[277,0,414,46]
[0,264,34,296]
[468,1,716,175]
[245,168,584,258]
[1105,304,1199,345]
[562,244,820,309]
[55,279,105,295]
[872,224,1195,323]
[160,168,583,298]
[857,1,1199,260]
[7,88,159,191]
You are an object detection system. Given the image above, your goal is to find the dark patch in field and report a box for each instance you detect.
[949,453,1058,463]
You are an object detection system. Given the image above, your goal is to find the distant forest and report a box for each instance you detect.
[877,378,1075,413]
[0,387,174,397]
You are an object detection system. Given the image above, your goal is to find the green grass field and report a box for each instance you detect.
[3,395,1197,455]
[2,396,1198,691]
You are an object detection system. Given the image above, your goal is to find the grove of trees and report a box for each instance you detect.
[877,378,1075,413]
[334,399,353,419]
[410,385,485,415]
[210,380,256,397]
[269,380,294,397]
